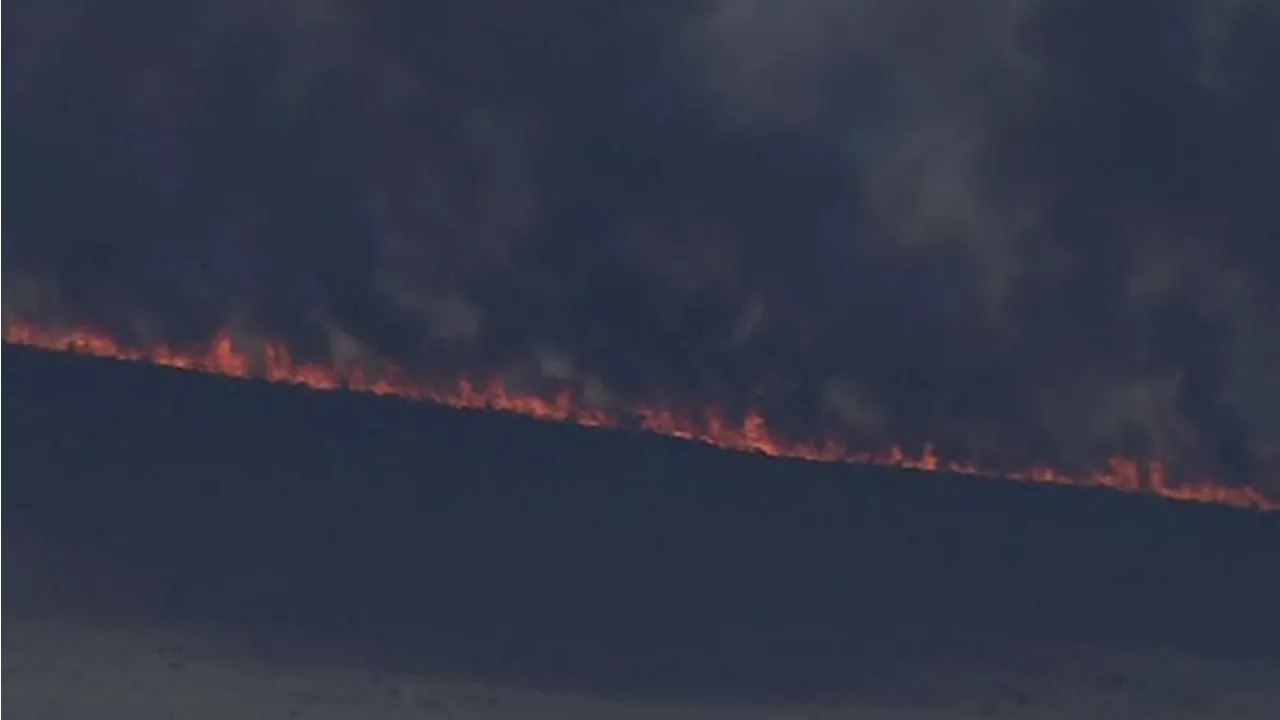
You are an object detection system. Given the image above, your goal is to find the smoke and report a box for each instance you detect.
[4,0,1279,487]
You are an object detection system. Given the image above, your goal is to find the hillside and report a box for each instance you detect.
[4,344,1279,711]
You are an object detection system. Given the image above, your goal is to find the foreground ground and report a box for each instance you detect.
[7,609,1280,719]
[5,346,1280,717]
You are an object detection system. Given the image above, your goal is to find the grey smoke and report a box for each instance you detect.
[4,0,1278,488]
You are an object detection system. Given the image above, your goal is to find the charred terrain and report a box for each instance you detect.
[5,344,1280,715]
[8,2,1280,715]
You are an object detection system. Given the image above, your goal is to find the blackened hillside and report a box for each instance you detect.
[4,345,1278,703]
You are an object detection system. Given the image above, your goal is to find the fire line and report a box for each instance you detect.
[4,319,1277,513]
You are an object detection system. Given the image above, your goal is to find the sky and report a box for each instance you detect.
[5,0,1280,490]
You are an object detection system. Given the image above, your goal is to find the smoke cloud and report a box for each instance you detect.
[5,0,1279,487]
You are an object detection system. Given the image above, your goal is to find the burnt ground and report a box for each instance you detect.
[4,344,1279,708]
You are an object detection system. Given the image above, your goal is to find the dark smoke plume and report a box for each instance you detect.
[5,0,1280,488]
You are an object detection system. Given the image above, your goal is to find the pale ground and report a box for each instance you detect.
[5,611,1279,719]
[6,500,1278,718]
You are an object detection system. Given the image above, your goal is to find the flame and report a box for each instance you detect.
[4,319,1277,513]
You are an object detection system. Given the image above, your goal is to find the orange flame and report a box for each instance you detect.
[4,319,1277,513]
